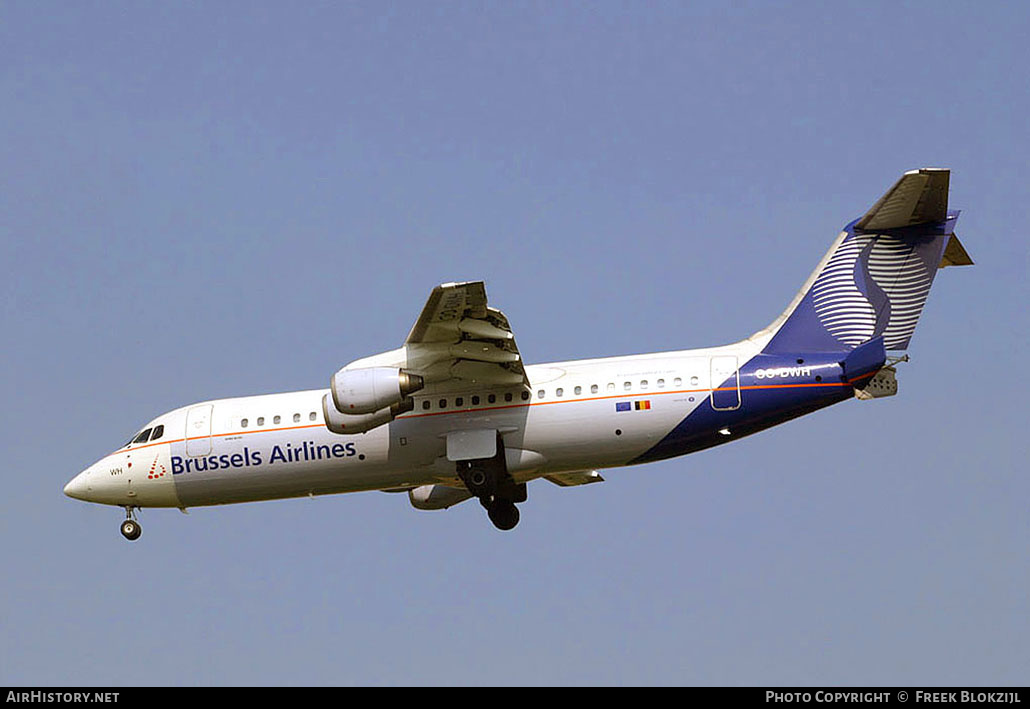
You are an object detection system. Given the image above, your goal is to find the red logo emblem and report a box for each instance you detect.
[147,456,167,480]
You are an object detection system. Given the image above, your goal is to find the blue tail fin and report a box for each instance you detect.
[760,169,972,355]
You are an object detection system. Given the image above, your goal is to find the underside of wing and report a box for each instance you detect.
[544,470,605,487]
[403,281,529,391]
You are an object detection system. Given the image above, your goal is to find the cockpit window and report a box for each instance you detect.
[150,425,164,441]
[131,428,153,444]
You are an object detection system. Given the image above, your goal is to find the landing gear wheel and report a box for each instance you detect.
[462,464,495,498]
[120,518,142,541]
[487,500,520,531]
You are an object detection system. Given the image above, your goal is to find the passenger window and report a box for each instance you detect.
[422,400,431,410]
[273,415,281,424]
[293,413,301,423]
[488,394,496,404]
[309,412,317,421]
[472,395,480,405]
[574,386,582,395]
[132,428,152,444]
[674,377,683,387]
[455,397,464,407]
[607,383,615,392]
[657,379,665,388]
[591,384,598,394]
[439,399,447,409]
[257,417,265,426]
[241,419,249,428]
[641,380,648,389]
[537,390,545,400]
[556,388,563,397]
[520,391,529,401]
[623,381,631,391]
[690,376,699,386]
[151,425,164,440]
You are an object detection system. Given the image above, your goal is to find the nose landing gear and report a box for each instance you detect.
[120,507,142,541]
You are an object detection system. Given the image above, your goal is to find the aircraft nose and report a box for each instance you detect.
[64,470,91,500]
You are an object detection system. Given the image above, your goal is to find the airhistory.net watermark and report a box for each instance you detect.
[6,693,118,703]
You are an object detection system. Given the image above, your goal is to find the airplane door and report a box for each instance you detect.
[185,404,213,457]
[710,356,741,411]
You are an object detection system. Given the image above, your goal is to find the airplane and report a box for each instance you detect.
[64,168,973,540]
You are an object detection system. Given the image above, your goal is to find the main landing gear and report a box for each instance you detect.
[456,435,526,531]
[486,499,520,531]
[120,506,142,541]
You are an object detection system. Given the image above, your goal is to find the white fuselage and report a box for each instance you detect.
[65,338,764,510]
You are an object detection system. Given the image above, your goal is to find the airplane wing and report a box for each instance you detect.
[544,470,605,487]
[402,281,529,390]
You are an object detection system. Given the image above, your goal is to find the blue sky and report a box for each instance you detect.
[2,1,1028,686]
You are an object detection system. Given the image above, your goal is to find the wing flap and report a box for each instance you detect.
[404,282,529,390]
[406,281,489,343]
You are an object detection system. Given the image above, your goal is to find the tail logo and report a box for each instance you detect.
[811,234,933,350]
[811,236,877,347]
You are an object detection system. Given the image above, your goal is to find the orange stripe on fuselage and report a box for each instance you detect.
[112,373,873,454]
[399,376,865,420]
[112,423,325,456]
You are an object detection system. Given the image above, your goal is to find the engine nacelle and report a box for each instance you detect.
[408,484,474,511]
[330,366,424,415]
[323,394,414,435]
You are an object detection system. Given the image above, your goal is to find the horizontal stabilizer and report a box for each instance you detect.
[856,168,950,231]
[939,233,974,268]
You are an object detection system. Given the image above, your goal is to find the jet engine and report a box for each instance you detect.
[330,367,424,414]
[323,395,414,435]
